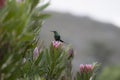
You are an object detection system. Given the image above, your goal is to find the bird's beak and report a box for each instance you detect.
[51,31,54,32]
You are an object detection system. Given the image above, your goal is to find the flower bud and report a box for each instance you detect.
[85,64,92,73]
[52,41,63,48]
[33,47,39,60]
[68,48,74,59]
[80,64,85,72]
[79,63,100,80]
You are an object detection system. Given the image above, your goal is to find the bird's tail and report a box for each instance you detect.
[60,39,69,44]
[60,39,64,42]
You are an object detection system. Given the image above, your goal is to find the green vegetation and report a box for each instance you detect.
[0,0,49,79]
[98,66,120,80]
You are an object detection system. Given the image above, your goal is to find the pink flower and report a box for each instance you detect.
[79,63,99,80]
[80,64,85,72]
[52,41,63,48]
[80,64,93,73]
[33,47,39,60]
[85,64,93,73]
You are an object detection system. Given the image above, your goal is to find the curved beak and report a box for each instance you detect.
[51,31,55,32]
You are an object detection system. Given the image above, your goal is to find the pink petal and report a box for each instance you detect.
[80,64,84,72]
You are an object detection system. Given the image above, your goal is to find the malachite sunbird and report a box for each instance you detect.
[51,31,64,43]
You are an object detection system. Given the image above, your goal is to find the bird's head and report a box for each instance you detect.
[51,31,58,34]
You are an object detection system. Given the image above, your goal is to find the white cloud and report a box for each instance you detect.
[45,0,120,27]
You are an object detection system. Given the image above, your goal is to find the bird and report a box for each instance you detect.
[51,31,64,43]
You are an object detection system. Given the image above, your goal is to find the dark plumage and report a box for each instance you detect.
[51,31,64,42]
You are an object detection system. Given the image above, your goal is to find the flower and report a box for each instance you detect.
[68,48,74,59]
[79,63,100,80]
[52,41,63,48]
[85,64,92,73]
[33,47,39,60]
[80,64,85,72]
[79,64,93,80]
[80,64,93,73]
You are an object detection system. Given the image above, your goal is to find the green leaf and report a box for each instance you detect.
[30,0,40,11]
[36,2,50,11]
[76,72,81,80]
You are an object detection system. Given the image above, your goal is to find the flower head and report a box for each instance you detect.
[80,64,93,74]
[80,64,85,72]
[68,48,74,59]
[52,41,63,48]
[85,64,93,73]
[33,47,39,60]
[79,63,100,80]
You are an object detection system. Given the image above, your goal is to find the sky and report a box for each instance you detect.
[43,0,120,27]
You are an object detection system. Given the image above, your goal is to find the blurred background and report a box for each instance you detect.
[39,0,120,79]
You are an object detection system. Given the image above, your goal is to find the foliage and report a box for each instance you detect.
[0,0,49,79]
[98,66,120,80]
[22,44,67,80]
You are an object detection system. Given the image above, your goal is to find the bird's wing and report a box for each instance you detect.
[55,35,60,41]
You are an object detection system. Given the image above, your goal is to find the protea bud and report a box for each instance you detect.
[33,47,39,60]
[79,64,93,80]
[80,64,93,73]
[85,64,92,73]
[79,62,101,80]
[52,41,63,48]
[68,48,74,59]
[80,64,85,72]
